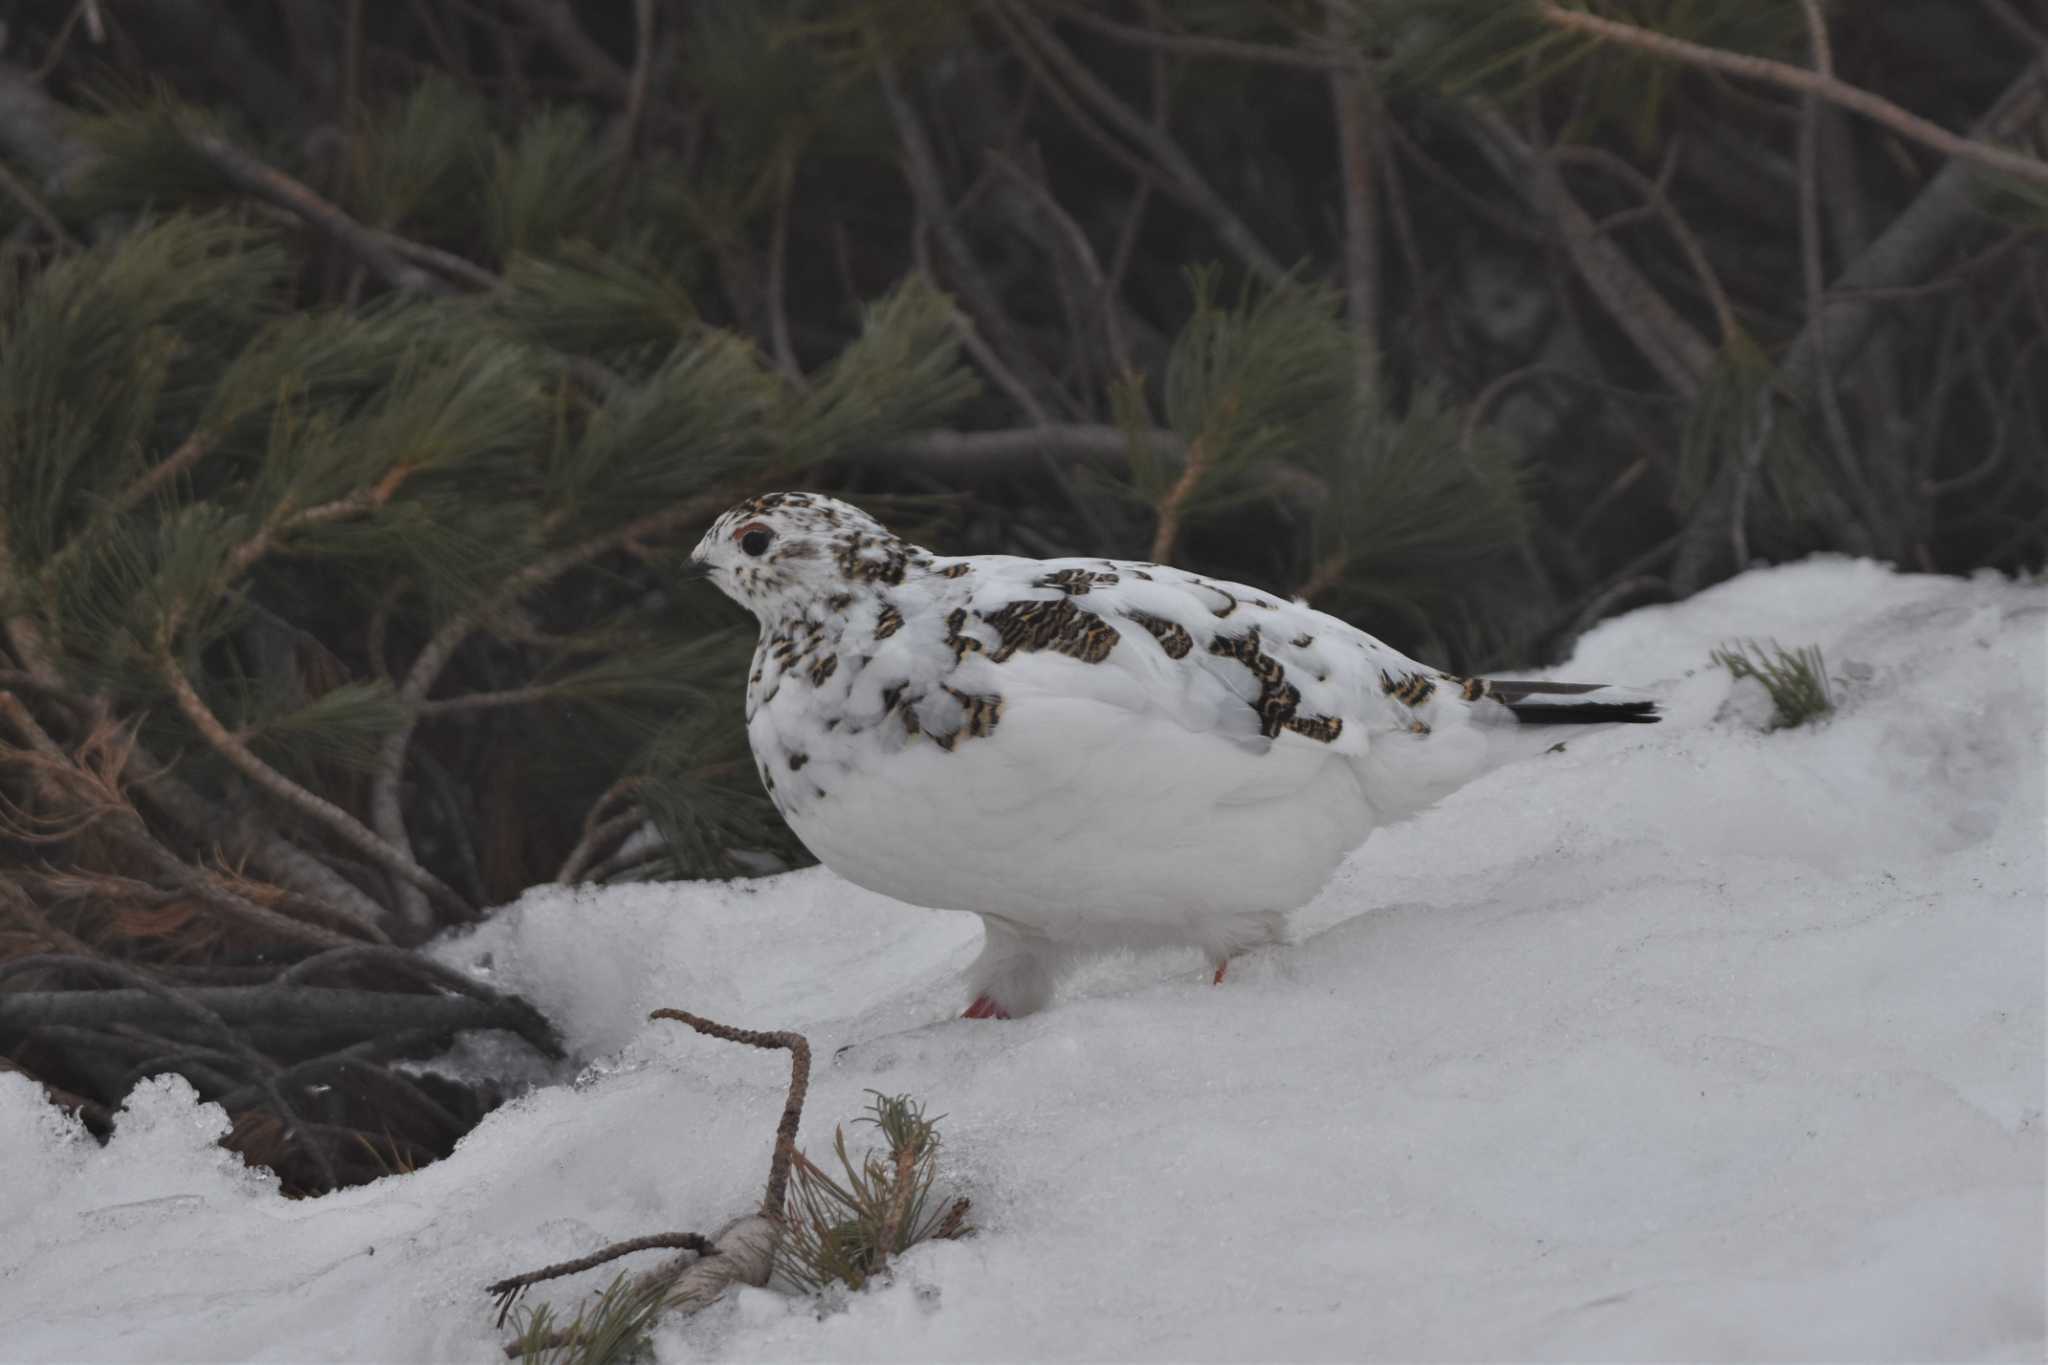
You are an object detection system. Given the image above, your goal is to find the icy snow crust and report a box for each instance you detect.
[3,558,2042,1362]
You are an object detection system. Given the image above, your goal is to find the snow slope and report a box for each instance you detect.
[3,558,2042,1362]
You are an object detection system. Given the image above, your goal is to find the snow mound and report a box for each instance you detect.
[2,558,2041,1362]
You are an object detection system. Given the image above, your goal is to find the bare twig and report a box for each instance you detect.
[1467,105,1714,399]
[1150,434,1212,563]
[112,430,213,516]
[991,149,1131,379]
[1047,3,1350,70]
[485,1010,809,1346]
[497,0,630,95]
[911,214,1049,425]
[1791,0,1875,551]
[186,130,448,295]
[649,1008,811,1213]
[878,50,1057,423]
[486,1234,718,1325]
[767,155,804,383]
[1329,50,1382,382]
[1534,4,2048,190]
[1553,144,1738,346]
[0,157,74,246]
[997,2,1286,284]
[1980,0,2048,49]
[556,775,647,884]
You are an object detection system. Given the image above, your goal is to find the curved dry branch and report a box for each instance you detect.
[485,1009,809,1350]
[649,1008,811,1213]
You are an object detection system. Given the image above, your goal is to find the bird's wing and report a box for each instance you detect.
[912,554,1450,758]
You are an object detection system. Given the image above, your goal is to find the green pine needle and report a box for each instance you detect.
[487,108,613,262]
[775,1091,972,1294]
[1712,638,1835,729]
[507,1272,668,1365]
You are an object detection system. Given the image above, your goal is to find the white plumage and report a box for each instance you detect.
[690,492,1657,1018]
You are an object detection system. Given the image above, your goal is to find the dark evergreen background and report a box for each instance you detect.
[1,1,2042,1191]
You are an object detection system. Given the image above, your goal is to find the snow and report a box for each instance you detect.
[3,557,2042,1362]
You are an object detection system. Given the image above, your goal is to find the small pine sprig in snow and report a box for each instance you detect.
[1711,639,1834,729]
[776,1091,972,1293]
[506,1272,668,1365]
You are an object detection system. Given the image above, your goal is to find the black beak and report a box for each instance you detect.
[680,559,713,581]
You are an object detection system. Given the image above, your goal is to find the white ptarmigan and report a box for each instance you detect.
[690,492,1657,1019]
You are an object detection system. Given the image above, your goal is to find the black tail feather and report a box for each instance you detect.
[1481,679,1609,701]
[1505,699,1660,725]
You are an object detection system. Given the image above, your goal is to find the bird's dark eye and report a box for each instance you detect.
[739,528,773,557]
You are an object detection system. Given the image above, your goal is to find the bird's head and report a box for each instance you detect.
[689,492,922,621]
